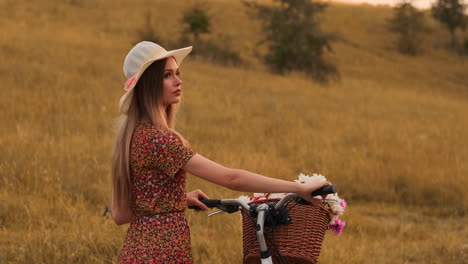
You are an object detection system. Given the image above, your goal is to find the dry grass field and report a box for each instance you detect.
[1,0,467,263]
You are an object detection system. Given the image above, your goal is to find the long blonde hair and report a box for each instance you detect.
[111,58,186,207]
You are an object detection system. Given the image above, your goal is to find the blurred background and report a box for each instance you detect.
[0,0,467,263]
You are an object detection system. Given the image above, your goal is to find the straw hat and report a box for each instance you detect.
[119,41,192,113]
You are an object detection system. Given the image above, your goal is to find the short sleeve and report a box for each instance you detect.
[145,130,196,177]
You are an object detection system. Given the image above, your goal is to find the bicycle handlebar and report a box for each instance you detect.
[188,199,221,210]
[199,199,222,208]
[187,184,337,263]
[188,185,336,210]
[311,185,336,196]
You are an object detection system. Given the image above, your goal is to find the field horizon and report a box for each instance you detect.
[1,0,467,263]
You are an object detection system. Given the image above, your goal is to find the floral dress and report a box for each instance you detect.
[120,121,196,264]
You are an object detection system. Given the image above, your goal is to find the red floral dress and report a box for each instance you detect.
[119,121,196,264]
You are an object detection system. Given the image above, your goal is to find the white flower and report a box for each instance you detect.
[294,173,327,184]
[323,193,345,216]
[294,173,308,184]
[238,195,251,204]
[327,193,340,202]
[330,202,344,215]
[269,193,287,199]
[312,173,327,182]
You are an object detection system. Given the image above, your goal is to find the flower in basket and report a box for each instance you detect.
[239,173,346,235]
[295,173,347,235]
[322,193,346,235]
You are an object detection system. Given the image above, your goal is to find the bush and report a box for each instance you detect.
[388,1,427,56]
[431,0,467,49]
[244,0,339,82]
[182,6,211,44]
[135,6,242,66]
[179,5,242,66]
[178,34,243,66]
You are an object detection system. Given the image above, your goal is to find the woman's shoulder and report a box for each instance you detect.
[134,121,179,141]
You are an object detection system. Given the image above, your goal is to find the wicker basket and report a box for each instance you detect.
[241,198,331,264]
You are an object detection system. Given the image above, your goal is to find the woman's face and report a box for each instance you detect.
[163,56,182,106]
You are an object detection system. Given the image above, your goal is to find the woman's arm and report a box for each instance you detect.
[183,154,330,201]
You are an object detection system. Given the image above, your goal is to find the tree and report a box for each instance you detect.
[388,1,427,55]
[431,0,467,48]
[244,0,338,82]
[182,6,211,44]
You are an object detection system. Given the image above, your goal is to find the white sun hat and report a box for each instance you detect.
[119,41,192,113]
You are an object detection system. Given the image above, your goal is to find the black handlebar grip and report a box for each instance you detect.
[311,185,336,196]
[188,199,222,210]
[201,199,222,208]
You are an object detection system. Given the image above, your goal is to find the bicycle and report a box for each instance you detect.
[189,185,336,264]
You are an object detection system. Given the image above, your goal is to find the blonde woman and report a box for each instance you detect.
[112,41,331,263]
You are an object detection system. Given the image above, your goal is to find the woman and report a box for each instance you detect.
[112,41,330,263]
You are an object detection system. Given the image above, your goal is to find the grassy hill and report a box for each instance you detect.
[1,0,467,263]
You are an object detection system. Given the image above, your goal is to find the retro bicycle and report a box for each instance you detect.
[189,185,336,264]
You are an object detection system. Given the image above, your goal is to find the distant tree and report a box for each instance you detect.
[182,6,211,44]
[388,1,427,55]
[431,0,467,48]
[244,0,338,82]
[178,5,242,66]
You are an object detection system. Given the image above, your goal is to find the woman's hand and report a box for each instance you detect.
[297,180,332,202]
[186,189,210,211]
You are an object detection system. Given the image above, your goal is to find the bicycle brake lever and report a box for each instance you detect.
[207,209,225,217]
[207,205,240,216]
[217,204,240,213]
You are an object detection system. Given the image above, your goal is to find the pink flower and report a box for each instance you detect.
[329,219,346,236]
[124,75,137,91]
[339,199,347,211]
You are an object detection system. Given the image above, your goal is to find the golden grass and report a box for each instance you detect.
[1,0,467,263]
